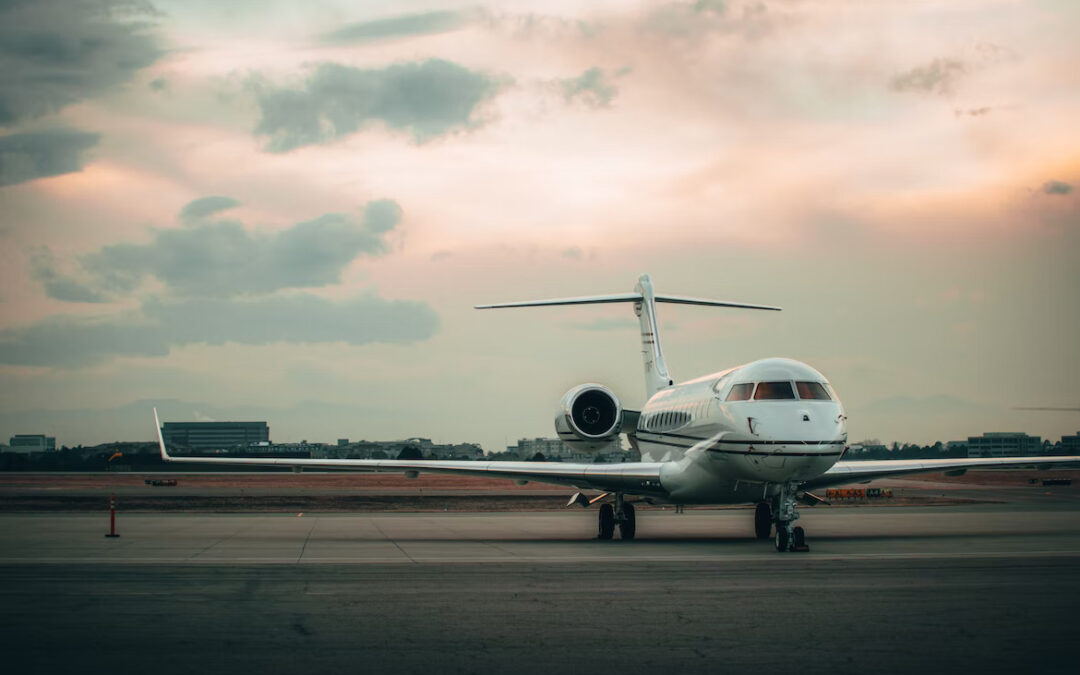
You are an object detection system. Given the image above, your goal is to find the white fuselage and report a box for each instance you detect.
[635,357,848,504]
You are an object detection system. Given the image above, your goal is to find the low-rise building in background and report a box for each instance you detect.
[506,437,632,463]
[1060,432,1080,455]
[967,432,1042,457]
[161,421,270,451]
[312,438,484,460]
[8,435,57,453]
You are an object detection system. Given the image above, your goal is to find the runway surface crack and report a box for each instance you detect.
[186,517,260,561]
[369,517,416,563]
[296,517,317,563]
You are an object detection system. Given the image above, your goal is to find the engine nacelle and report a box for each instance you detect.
[554,383,622,450]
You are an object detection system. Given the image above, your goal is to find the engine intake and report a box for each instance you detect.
[555,384,622,449]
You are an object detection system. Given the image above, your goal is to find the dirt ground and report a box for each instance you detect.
[0,471,566,491]
[903,468,1080,486]
[3,467,1075,490]
[3,468,1070,512]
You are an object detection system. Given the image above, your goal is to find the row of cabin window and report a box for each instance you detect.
[725,381,832,402]
[644,401,709,431]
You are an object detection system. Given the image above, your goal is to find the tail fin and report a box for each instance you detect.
[476,274,780,398]
[634,274,670,396]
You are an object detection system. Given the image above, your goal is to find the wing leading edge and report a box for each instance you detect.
[803,455,1080,491]
[153,410,666,496]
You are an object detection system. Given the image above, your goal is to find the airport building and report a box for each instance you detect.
[7,434,57,453]
[312,438,483,460]
[966,432,1042,457]
[1061,433,1080,455]
[508,437,631,462]
[161,421,270,451]
[511,437,572,460]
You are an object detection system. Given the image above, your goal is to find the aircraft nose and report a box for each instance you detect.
[752,403,846,445]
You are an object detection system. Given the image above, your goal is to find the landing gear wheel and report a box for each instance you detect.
[774,482,803,553]
[598,503,615,540]
[754,502,772,539]
[775,524,790,552]
[792,526,808,552]
[619,503,636,540]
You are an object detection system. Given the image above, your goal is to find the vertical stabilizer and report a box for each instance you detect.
[634,274,672,398]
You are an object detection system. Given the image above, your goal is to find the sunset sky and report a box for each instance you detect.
[1,0,1078,452]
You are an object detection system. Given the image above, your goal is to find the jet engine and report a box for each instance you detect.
[554,384,622,450]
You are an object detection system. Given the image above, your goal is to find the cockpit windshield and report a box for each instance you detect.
[726,380,835,401]
[795,381,832,400]
[726,383,753,401]
[753,381,796,400]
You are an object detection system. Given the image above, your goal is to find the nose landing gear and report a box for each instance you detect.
[773,482,809,552]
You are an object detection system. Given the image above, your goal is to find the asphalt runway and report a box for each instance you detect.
[2,504,1079,674]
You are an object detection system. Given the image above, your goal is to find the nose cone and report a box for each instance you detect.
[740,402,847,482]
[754,401,846,444]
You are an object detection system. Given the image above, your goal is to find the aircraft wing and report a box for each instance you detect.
[153,411,666,496]
[802,455,1080,490]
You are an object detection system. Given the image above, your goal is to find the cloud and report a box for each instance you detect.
[0,293,439,368]
[0,0,161,125]
[319,10,470,45]
[362,199,403,233]
[642,0,772,41]
[692,0,727,12]
[81,200,402,297]
[29,248,107,303]
[253,59,504,151]
[1042,180,1073,196]
[0,129,100,186]
[890,58,967,95]
[178,196,240,223]
[559,67,619,108]
[475,9,602,41]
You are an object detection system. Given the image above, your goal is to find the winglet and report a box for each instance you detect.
[153,408,172,461]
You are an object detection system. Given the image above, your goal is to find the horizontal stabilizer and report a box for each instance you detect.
[475,293,641,309]
[654,294,781,311]
[476,293,781,312]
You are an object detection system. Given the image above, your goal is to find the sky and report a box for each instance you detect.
[0,0,1078,452]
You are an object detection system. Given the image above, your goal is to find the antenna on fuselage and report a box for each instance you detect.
[475,274,781,399]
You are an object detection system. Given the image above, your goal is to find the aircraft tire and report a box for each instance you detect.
[775,524,790,552]
[754,502,772,539]
[619,503,636,540]
[598,503,615,540]
[793,526,807,551]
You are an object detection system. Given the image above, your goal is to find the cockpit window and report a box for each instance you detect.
[726,383,753,401]
[753,381,796,400]
[796,381,832,400]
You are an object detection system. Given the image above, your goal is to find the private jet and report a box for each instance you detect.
[154,274,1080,551]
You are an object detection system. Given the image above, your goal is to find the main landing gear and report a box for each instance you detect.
[772,482,809,553]
[597,493,636,540]
[754,502,772,539]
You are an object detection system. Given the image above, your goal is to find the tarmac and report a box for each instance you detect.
[2,502,1079,674]
[2,505,1080,563]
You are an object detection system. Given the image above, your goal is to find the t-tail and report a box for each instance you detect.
[475,273,781,398]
